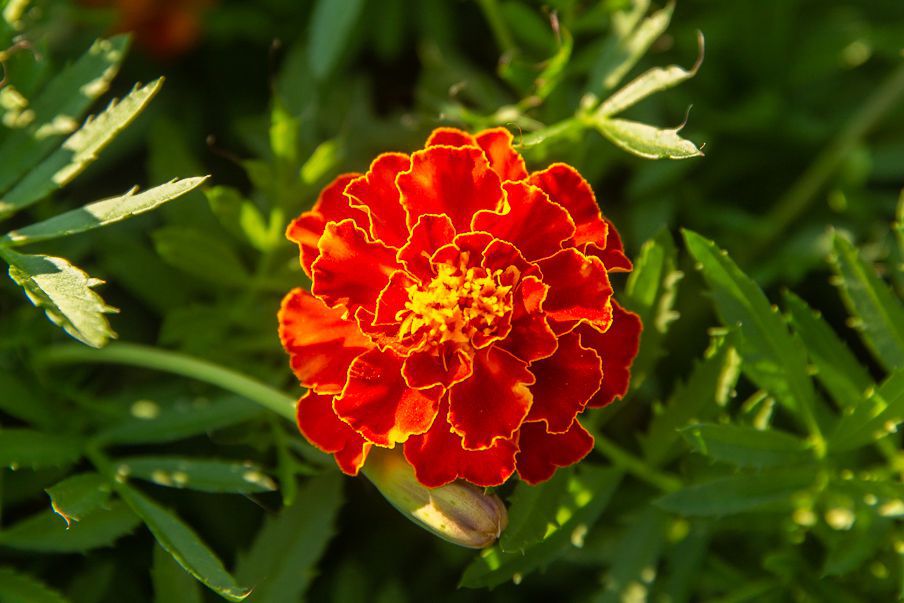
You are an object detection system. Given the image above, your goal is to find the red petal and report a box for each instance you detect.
[398,214,455,282]
[404,400,517,487]
[373,270,416,326]
[296,391,371,475]
[537,248,613,329]
[278,288,372,394]
[403,342,473,389]
[580,302,642,408]
[432,231,495,268]
[481,237,537,283]
[286,174,367,277]
[398,146,503,233]
[475,127,528,182]
[584,217,633,272]
[500,276,558,362]
[334,348,442,446]
[529,163,607,248]
[526,331,602,432]
[472,181,575,262]
[448,346,535,450]
[426,127,476,148]
[516,420,594,485]
[311,218,401,315]
[345,153,411,248]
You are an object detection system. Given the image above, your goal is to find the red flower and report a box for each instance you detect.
[279,127,641,487]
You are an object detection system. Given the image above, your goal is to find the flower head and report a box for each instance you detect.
[279,127,641,487]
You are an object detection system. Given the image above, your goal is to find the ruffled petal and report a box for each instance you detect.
[516,420,594,485]
[278,288,372,394]
[398,214,455,282]
[311,218,401,314]
[499,276,558,362]
[526,331,602,432]
[448,346,534,450]
[481,237,538,284]
[529,163,607,249]
[432,231,495,268]
[404,400,517,487]
[334,348,442,446]
[403,342,473,389]
[584,217,632,272]
[345,152,411,248]
[475,127,528,182]
[286,174,367,277]
[398,146,503,233]
[426,127,475,148]
[536,248,613,330]
[580,302,642,408]
[472,181,575,261]
[296,391,371,475]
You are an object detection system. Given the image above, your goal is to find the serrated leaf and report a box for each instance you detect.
[153,542,203,603]
[3,248,115,347]
[0,36,129,196]
[307,0,366,80]
[118,484,251,602]
[2,177,207,245]
[830,232,904,372]
[236,473,342,603]
[680,423,814,468]
[595,116,703,159]
[0,567,72,603]
[594,506,668,603]
[0,428,81,469]
[119,456,276,493]
[0,500,140,552]
[95,396,262,446]
[655,466,817,517]
[0,79,164,216]
[683,230,820,432]
[498,469,570,553]
[45,472,111,526]
[828,369,904,452]
[459,466,622,589]
[152,226,250,288]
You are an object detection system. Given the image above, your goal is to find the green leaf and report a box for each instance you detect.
[0,79,163,216]
[307,0,366,80]
[459,466,622,589]
[2,177,208,246]
[498,469,570,553]
[597,32,703,118]
[153,542,203,603]
[45,472,111,526]
[95,396,262,445]
[152,226,250,288]
[3,248,115,347]
[784,291,873,411]
[118,456,276,493]
[0,372,54,427]
[236,473,343,603]
[822,512,889,577]
[830,231,904,372]
[683,230,820,432]
[0,428,81,469]
[828,369,904,452]
[593,506,668,603]
[118,484,251,602]
[0,501,140,552]
[0,36,129,196]
[680,423,814,468]
[594,116,703,159]
[205,186,275,251]
[535,29,573,100]
[0,567,72,603]
[655,467,817,517]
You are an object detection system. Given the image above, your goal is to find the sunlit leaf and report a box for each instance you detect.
[595,117,703,160]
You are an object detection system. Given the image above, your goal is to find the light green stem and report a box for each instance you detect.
[593,434,682,492]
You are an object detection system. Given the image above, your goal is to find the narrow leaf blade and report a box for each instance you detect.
[119,456,276,494]
[0,428,82,469]
[680,423,814,468]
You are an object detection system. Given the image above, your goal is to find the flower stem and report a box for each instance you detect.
[38,343,296,421]
[593,434,682,492]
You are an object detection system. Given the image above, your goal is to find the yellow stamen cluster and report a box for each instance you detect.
[398,263,513,346]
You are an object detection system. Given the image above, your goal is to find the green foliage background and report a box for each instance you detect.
[1,0,903,601]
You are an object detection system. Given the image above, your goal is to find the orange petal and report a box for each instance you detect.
[286,174,367,277]
[537,248,613,330]
[580,302,642,408]
[278,288,372,394]
[516,420,594,485]
[398,214,455,282]
[398,146,503,233]
[432,231,495,268]
[448,346,534,450]
[426,127,476,147]
[403,342,474,389]
[404,399,517,487]
[475,127,528,182]
[529,163,607,249]
[499,276,558,362]
[526,331,602,432]
[334,348,442,446]
[345,153,411,248]
[296,391,371,475]
[584,217,633,272]
[311,218,401,315]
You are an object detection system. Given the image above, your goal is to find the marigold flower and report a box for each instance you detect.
[279,127,641,487]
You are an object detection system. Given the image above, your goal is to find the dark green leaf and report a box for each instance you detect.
[0,567,72,603]
[45,472,111,526]
[0,501,140,552]
[118,485,251,602]
[152,226,250,288]
[152,542,203,603]
[307,0,366,80]
[680,423,814,468]
[828,369,904,451]
[119,456,276,494]
[498,469,570,553]
[593,506,668,603]
[0,428,81,469]
[0,372,54,427]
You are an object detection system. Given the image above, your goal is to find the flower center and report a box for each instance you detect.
[397,263,512,346]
